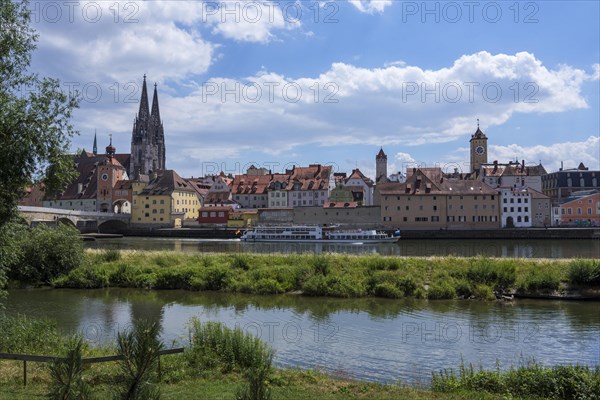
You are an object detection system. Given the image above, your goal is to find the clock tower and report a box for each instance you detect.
[97,135,127,212]
[470,120,488,174]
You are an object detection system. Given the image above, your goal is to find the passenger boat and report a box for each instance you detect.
[240,225,400,243]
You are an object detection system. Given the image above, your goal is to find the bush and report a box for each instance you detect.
[568,259,600,286]
[472,284,496,301]
[373,282,403,299]
[427,282,456,299]
[313,255,330,276]
[7,223,83,284]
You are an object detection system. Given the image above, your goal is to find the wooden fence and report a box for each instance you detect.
[0,347,184,386]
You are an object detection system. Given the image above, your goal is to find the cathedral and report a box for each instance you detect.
[130,75,166,177]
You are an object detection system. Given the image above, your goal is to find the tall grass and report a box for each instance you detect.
[432,360,600,399]
[0,314,64,354]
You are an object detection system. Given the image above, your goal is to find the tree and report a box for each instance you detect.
[0,0,79,225]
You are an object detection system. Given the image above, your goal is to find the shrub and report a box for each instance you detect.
[568,259,600,286]
[313,255,330,276]
[472,284,496,301]
[48,336,91,400]
[236,347,274,400]
[202,265,232,291]
[373,282,403,299]
[301,275,329,296]
[427,282,456,299]
[114,319,164,400]
[8,223,84,284]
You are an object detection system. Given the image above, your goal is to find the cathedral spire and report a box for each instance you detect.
[151,82,161,124]
[138,74,150,122]
[93,129,97,155]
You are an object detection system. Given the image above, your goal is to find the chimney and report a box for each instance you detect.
[522,159,525,173]
[493,160,498,173]
[560,161,563,171]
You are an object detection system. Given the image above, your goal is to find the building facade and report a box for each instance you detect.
[132,170,200,227]
[130,75,166,176]
[379,167,500,230]
[541,163,599,202]
[557,191,600,226]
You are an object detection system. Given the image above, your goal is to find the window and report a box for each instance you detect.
[518,207,521,212]
[504,207,507,212]
[406,206,409,210]
[503,198,507,203]
[525,216,529,223]
[524,198,528,203]
[567,208,572,215]
[517,216,522,222]
[510,198,514,203]
[145,204,149,209]
[432,216,439,222]
[518,198,522,203]
[218,212,224,217]
[577,208,582,215]
[511,207,514,212]
[403,217,407,222]
[525,207,528,212]
[588,208,592,214]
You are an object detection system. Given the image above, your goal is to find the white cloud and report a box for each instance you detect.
[489,136,600,172]
[347,0,393,13]
[158,51,596,157]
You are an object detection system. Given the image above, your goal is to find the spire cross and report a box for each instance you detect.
[109,133,112,145]
[477,118,480,128]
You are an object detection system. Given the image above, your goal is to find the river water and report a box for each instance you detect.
[5,289,599,384]
[85,237,600,258]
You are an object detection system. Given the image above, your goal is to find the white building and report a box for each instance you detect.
[499,187,532,227]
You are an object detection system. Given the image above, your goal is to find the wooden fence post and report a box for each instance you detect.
[23,360,27,386]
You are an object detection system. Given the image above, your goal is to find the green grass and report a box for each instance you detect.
[49,251,600,300]
[1,314,597,400]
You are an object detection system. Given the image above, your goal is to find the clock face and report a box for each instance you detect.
[101,173,109,181]
[475,145,485,155]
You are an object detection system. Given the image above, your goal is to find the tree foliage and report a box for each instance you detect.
[0,0,79,225]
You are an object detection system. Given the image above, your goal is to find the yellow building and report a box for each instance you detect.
[132,170,200,227]
[227,210,258,228]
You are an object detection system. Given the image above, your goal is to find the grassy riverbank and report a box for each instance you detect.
[50,251,600,300]
[1,315,598,400]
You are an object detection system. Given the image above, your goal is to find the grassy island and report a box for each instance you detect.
[50,251,600,300]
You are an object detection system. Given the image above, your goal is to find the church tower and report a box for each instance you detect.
[130,75,166,177]
[376,148,388,183]
[97,135,126,212]
[470,121,488,174]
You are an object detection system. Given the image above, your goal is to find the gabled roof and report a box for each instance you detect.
[376,148,387,160]
[139,170,196,196]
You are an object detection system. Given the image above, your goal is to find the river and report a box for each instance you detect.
[85,237,600,258]
[4,289,599,384]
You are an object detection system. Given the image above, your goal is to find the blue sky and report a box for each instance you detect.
[27,0,599,179]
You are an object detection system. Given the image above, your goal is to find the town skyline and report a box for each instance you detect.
[27,1,599,179]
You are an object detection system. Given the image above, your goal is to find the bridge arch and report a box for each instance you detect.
[112,199,131,214]
[57,217,77,227]
[98,219,128,234]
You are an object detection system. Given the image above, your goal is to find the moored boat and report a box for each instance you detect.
[240,225,399,243]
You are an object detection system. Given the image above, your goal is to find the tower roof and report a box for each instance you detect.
[138,74,150,122]
[376,147,387,160]
[151,82,161,123]
[471,121,487,140]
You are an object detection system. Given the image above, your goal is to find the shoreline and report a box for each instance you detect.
[46,251,600,301]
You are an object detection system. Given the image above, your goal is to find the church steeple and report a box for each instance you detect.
[151,82,161,124]
[138,74,150,122]
[93,130,97,155]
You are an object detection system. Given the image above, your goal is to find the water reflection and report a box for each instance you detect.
[85,237,600,259]
[5,289,599,384]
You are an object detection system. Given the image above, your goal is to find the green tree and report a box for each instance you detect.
[0,0,79,225]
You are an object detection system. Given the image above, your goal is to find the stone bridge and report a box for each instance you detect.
[18,206,130,233]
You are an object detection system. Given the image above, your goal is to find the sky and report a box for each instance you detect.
[26,0,600,179]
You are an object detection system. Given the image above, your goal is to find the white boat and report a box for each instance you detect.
[240,225,400,243]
